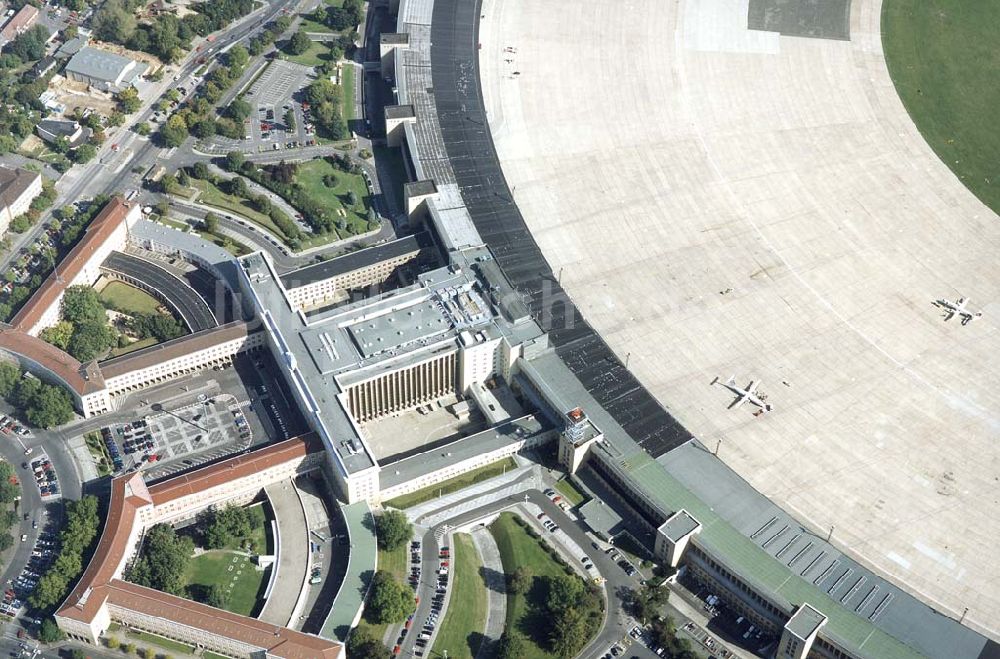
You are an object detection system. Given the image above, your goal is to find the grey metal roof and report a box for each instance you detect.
[379,414,551,490]
[659,509,699,541]
[385,104,416,120]
[279,232,432,288]
[65,46,139,83]
[786,604,827,640]
[578,498,623,538]
[321,501,376,641]
[381,32,410,45]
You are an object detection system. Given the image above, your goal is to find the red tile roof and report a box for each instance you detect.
[0,5,39,40]
[0,327,105,394]
[147,432,321,505]
[12,196,134,333]
[105,580,340,659]
[56,435,337,659]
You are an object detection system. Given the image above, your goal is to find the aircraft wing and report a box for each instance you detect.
[728,396,747,410]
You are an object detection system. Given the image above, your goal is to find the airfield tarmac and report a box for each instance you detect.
[479,0,1000,639]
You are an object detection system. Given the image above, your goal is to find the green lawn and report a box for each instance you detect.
[99,281,165,316]
[196,229,252,257]
[490,513,585,659]
[188,178,289,240]
[554,478,586,507]
[384,457,518,509]
[84,431,113,477]
[184,551,268,617]
[354,545,413,645]
[293,158,373,241]
[430,534,487,659]
[298,15,335,34]
[882,0,1000,214]
[341,63,356,120]
[153,213,191,232]
[125,630,196,655]
[282,40,334,68]
[380,540,409,583]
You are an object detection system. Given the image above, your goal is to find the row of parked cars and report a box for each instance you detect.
[99,426,125,472]
[0,415,30,439]
[26,457,58,499]
[409,542,451,657]
[3,530,57,617]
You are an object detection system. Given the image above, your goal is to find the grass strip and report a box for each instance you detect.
[430,533,487,659]
[384,458,517,509]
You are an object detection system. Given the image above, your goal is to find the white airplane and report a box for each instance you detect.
[712,376,773,412]
[934,297,983,325]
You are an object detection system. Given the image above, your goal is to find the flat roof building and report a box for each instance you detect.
[239,243,547,503]
[65,46,147,92]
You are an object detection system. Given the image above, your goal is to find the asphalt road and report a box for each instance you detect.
[394,476,640,659]
[103,252,219,332]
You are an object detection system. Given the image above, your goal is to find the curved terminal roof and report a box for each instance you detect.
[477,0,1000,639]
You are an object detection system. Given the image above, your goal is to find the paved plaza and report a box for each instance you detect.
[480,0,1000,638]
[113,394,251,475]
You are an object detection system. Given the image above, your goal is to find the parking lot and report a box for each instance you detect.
[3,512,59,619]
[239,60,318,153]
[102,393,251,477]
[24,452,60,501]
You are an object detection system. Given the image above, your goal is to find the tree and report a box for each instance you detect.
[40,321,74,350]
[105,636,120,649]
[117,86,142,113]
[159,114,189,147]
[284,108,295,131]
[131,313,184,342]
[108,111,126,127]
[226,43,249,69]
[287,29,311,55]
[346,628,387,659]
[202,504,255,549]
[226,98,252,122]
[508,565,532,595]
[190,119,216,139]
[38,618,64,643]
[71,649,87,659]
[364,570,415,624]
[128,523,193,595]
[205,583,228,608]
[25,384,74,428]
[135,122,151,136]
[550,607,589,657]
[497,631,528,659]
[227,176,248,198]
[305,78,337,106]
[0,362,20,397]
[93,0,137,43]
[203,212,220,234]
[123,642,135,655]
[70,143,97,164]
[0,534,12,551]
[62,286,105,325]
[192,161,211,179]
[7,26,50,63]
[375,510,411,552]
[254,195,271,214]
[224,150,245,172]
